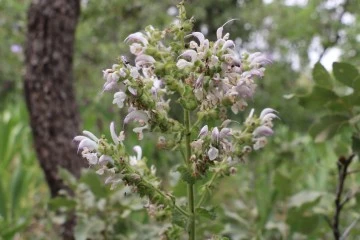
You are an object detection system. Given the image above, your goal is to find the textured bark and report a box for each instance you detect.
[24,0,85,237]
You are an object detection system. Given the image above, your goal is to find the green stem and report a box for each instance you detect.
[185,110,196,240]
[196,171,219,208]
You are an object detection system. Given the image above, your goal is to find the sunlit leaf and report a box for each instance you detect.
[333,62,360,90]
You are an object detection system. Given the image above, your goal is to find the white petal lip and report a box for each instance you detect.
[110,122,119,145]
[253,126,274,137]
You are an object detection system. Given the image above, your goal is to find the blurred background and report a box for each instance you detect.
[0,0,360,239]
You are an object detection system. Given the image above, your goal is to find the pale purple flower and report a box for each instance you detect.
[211,127,219,143]
[176,59,194,69]
[124,110,149,124]
[135,54,156,67]
[253,126,274,137]
[260,108,277,119]
[198,125,209,138]
[99,155,114,165]
[208,146,219,161]
[125,32,148,45]
[249,52,272,67]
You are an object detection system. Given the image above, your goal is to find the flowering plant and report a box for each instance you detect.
[74,2,277,239]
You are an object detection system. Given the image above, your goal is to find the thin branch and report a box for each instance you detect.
[332,154,355,240]
[318,0,351,62]
[340,217,360,240]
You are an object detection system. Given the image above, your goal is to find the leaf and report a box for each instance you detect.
[298,86,338,110]
[0,180,7,220]
[80,170,109,198]
[10,166,26,220]
[196,207,216,220]
[309,115,349,142]
[48,197,76,211]
[177,165,196,184]
[288,191,322,209]
[333,62,360,90]
[312,62,333,89]
[74,217,105,240]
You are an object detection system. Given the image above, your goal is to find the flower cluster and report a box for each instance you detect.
[176,21,271,114]
[73,4,278,236]
[189,108,277,176]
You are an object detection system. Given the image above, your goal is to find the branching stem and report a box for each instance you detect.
[185,109,196,240]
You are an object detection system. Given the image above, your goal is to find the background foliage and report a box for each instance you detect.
[0,0,359,239]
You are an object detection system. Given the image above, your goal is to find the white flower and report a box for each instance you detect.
[74,131,99,152]
[113,91,126,108]
[133,125,149,140]
[82,152,98,165]
[110,122,125,145]
[129,145,142,166]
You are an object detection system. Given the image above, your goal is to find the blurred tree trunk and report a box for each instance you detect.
[24,0,85,238]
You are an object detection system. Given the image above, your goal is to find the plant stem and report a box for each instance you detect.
[185,110,196,240]
[196,171,219,208]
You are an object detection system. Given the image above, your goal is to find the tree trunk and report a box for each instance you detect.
[24,0,85,237]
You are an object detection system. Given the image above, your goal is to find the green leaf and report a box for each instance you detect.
[48,197,76,211]
[309,114,349,142]
[298,86,338,110]
[80,170,109,198]
[196,207,216,220]
[288,191,322,209]
[333,62,360,90]
[312,62,332,89]
[177,165,196,184]
[10,166,26,220]
[74,217,106,240]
